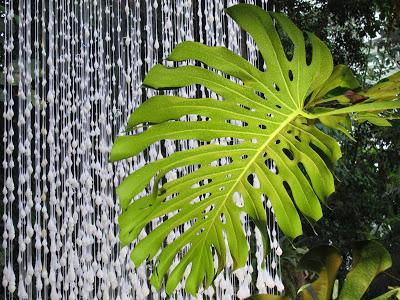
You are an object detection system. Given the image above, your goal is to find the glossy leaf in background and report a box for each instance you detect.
[297,246,342,300]
[247,241,395,300]
[339,240,392,300]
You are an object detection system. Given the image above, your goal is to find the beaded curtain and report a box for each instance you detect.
[2,0,284,299]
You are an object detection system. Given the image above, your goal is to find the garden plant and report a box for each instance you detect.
[110,3,400,296]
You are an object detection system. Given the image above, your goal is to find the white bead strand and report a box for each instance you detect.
[3,0,17,297]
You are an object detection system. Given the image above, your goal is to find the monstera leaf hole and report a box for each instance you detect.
[111,3,400,295]
[281,34,295,62]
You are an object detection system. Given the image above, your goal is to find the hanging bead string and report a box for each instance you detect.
[32,0,42,298]
[115,0,132,297]
[60,0,67,296]
[59,0,67,296]
[68,0,78,298]
[55,0,63,297]
[120,1,133,295]
[40,1,50,299]
[3,0,17,297]
[90,0,98,297]
[17,0,34,296]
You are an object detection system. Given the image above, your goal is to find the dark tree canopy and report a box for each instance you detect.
[272,0,400,82]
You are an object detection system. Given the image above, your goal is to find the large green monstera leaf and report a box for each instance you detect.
[110,4,400,295]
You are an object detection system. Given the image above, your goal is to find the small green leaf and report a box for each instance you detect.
[310,64,360,105]
[362,71,400,102]
[371,287,400,300]
[318,114,355,141]
[311,100,400,117]
[354,113,393,127]
[332,279,339,299]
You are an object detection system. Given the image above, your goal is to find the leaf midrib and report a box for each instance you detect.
[197,110,300,264]
[223,110,299,206]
